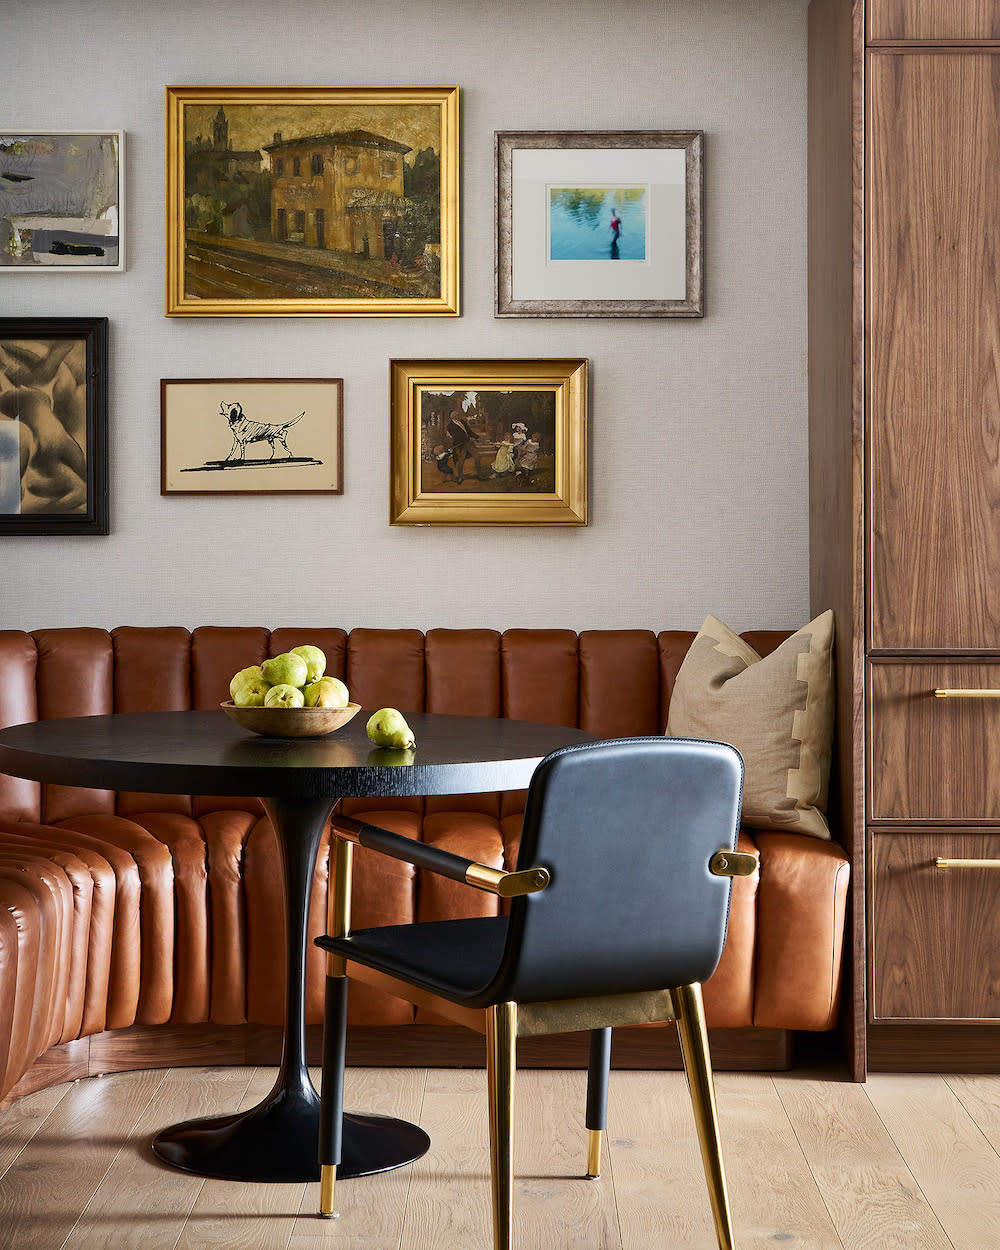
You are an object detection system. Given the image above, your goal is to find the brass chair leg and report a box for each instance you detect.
[669,982,735,1250]
[485,1001,518,1250]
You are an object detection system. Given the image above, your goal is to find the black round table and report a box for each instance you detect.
[0,708,594,1183]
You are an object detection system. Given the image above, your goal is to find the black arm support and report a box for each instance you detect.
[332,814,476,883]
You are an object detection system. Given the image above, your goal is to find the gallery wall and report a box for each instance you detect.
[0,0,809,633]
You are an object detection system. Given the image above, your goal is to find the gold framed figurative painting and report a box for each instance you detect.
[165,85,459,317]
[390,358,588,526]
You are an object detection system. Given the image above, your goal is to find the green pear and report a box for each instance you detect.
[229,665,272,707]
[304,676,350,708]
[264,682,305,709]
[291,644,326,683]
[262,652,309,688]
[366,707,416,749]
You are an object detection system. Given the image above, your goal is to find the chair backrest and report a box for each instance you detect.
[487,736,744,1005]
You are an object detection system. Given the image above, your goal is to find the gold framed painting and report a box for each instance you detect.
[390,358,588,526]
[165,85,459,317]
[161,377,343,495]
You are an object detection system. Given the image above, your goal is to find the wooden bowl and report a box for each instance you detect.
[220,701,361,738]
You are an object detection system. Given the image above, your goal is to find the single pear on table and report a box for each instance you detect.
[230,665,272,707]
[366,707,416,749]
[304,676,350,708]
[290,644,327,684]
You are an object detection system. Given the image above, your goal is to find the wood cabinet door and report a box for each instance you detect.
[872,831,1000,1021]
[869,0,1000,42]
[870,661,1000,821]
[869,51,1000,650]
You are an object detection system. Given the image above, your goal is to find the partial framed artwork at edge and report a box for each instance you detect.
[161,378,344,495]
[0,132,124,271]
[0,317,109,535]
[390,358,588,526]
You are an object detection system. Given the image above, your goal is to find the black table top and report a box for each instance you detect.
[0,709,596,800]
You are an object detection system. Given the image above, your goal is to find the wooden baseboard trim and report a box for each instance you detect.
[0,1022,794,1108]
[868,1024,1000,1072]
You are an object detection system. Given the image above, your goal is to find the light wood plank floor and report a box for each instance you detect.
[1,1061,998,1248]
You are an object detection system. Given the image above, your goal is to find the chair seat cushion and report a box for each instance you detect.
[318,915,508,1006]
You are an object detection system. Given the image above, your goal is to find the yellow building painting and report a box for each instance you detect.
[264,129,411,259]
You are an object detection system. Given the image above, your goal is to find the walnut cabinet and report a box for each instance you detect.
[809,0,1000,1075]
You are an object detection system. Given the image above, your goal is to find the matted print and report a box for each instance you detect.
[496,130,702,317]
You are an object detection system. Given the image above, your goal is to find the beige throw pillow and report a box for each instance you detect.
[666,611,835,840]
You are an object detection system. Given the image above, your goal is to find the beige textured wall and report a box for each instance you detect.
[0,0,809,633]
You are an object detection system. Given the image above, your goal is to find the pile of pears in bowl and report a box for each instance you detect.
[222,644,360,737]
[222,644,415,748]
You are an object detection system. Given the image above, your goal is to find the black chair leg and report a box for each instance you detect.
[584,1027,612,1177]
[318,973,348,1218]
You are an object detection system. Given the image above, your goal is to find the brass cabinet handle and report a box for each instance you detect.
[933,689,1000,698]
[935,858,1000,869]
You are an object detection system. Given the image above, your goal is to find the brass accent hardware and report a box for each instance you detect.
[331,814,549,898]
[935,857,1000,869]
[326,838,354,978]
[709,849,758,878]
[586,1128,603,1178]
[465,863,551,897]
[933,688,1000,698]
[319,1164,339,1218]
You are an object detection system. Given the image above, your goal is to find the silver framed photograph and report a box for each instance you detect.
[495,129,703,318]
[0,132,124,271]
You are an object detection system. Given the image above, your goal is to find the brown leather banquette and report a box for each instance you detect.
[0,625,850,1106]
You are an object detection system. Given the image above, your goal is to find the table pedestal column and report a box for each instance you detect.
[152,794,430,1182]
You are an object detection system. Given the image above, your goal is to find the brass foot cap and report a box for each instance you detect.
[318,1211,340,1220]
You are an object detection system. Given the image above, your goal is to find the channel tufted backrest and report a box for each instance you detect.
[0,624,791,825]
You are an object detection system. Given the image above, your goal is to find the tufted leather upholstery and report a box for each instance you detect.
[0,626,850,1101]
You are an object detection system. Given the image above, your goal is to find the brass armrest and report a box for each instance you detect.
[331,815,550,898]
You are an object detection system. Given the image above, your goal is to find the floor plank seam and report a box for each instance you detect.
[59,1068,170,1250]
[769,1075,847,1250]
[860,1081,959,1250]
[397,1066,429,1250]
[0,1082,69,1184]
[942,1075,1000,1167]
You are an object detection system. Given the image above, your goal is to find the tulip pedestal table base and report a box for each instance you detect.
[0,709,594,1185]
[151,793,430,1182]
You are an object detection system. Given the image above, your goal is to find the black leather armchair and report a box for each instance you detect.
[315,736,752,1250]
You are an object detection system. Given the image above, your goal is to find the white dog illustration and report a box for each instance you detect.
[221,400,305,461]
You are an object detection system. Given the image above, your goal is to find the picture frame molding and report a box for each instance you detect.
[165,84,460,318]
[390,357,588,526]
[160,376,344,496]
[495,128,704,318]
[0,130,125,273]
[0,316,109,535]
